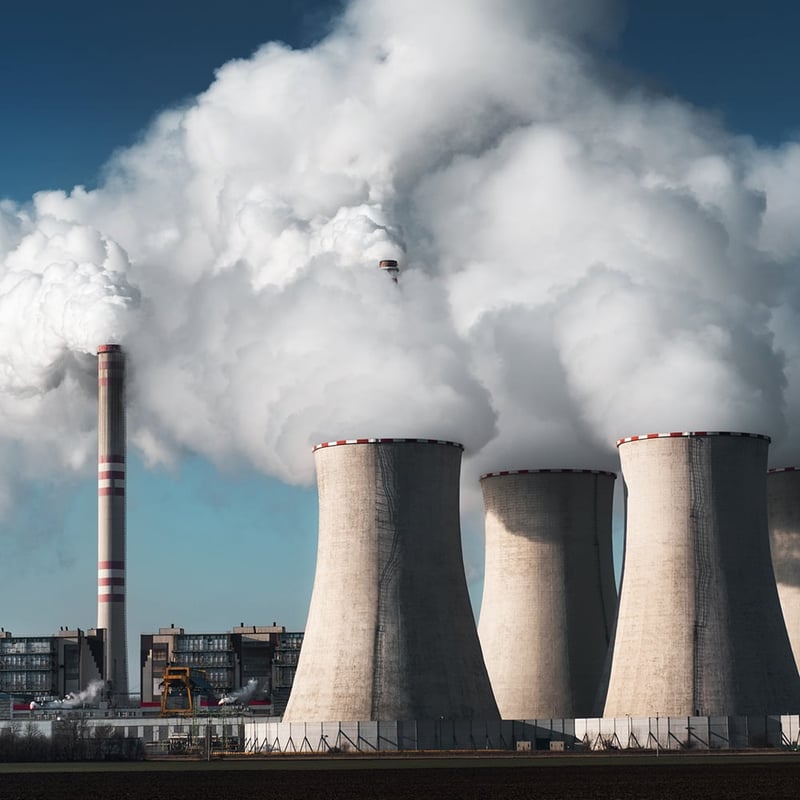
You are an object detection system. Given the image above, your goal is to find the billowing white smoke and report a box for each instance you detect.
[30,678,105,709]
[218,677,259,706]
[2,0,800,508]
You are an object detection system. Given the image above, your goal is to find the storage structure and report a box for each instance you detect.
[284,438,499,722]
[477,469,617,718]
[603,432,800,716]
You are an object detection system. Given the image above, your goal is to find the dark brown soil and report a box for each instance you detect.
[3,759,800,800]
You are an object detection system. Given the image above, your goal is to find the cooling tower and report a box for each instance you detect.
[283,438,499,722]
[97,344,128,699]
[603,432,800,717]
[767,467,800,672]
[477,469,617,719]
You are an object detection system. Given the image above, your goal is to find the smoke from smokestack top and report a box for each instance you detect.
[1,0,800,501]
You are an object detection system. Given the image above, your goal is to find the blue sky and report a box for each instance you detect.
[1,1,799,693]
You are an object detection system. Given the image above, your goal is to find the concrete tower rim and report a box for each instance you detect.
[768,467,800,473]
[480,468,617,480]
[97,343,122,353]
[616,431,771,448]
[312,438,464,452]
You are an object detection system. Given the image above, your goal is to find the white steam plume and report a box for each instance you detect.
[30,678,105,709]
[218,678,259,706]
[1,0,800,512]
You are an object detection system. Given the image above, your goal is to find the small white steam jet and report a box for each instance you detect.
[30,679,105,710]
[218,678,259,706]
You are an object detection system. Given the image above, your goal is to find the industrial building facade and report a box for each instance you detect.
[0,629,104,702]
[271,630,304,716]
[140,624,300,709]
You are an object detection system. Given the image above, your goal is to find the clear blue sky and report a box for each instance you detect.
[1,1,798,692]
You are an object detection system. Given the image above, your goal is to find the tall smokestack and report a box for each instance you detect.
[284,438,499,722]
[477,469,617,719]
[603,431,800,716]
[767,467,800,672]
[97,344,128,700]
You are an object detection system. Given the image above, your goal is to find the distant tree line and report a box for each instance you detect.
[0,719,144,761]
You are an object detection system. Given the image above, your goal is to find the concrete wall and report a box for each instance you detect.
[477,470,617,718]
[604,433,800,717]
[6,713,799,752]
[283,439,498,722]
[767,469,800,672]
[246,715,796,752]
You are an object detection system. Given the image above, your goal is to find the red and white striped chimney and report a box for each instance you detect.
[97,344,128,700]
[379,259,399,282]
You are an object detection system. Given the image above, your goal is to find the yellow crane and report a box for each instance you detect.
[160,665,216,716]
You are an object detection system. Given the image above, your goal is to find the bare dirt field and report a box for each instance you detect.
[2,753,800,800]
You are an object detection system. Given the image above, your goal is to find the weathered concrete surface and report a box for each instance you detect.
[604,433,800,717]
[284,439,499,722]
[477,471,617,719]
[767,469,800,673]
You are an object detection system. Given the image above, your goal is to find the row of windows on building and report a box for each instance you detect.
[0,639,54,655]
[174,635,230,652]
[2,672,53,691]
[0,655,54,669]
[0,626,304,707]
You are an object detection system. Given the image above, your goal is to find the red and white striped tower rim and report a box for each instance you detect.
[97,343,122,353]
[616,431,771,448]
[768,467,800,474]
[379,259,399,283]
[480,468,617,480]
[313,437,463,452]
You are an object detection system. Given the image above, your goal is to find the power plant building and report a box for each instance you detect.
[0,628,104,704]
[767,467,800,670]
[603,432,800,717]
[271,630,304,717]
[477,469,617,719]
[140,624,288,708]
[97,344,128,699]
[284,438,499,722]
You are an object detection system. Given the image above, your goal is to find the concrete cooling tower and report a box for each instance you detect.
[283,438,499,723]
[767,467,800,671]
[97,344,128,699]
[603,432,800,717]
[477,469,617,719]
